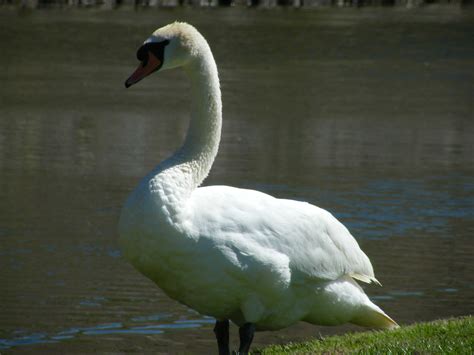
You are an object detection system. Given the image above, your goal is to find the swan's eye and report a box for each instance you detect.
[136,40,170,67]
[147,40,170,59]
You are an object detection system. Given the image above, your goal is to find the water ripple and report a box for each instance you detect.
[0,314,214,350]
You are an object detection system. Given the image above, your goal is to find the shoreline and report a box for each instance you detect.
[4,0,472,11]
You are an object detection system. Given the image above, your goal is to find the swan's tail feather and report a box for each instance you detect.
[349,273,382,287]
[352,304,399,329]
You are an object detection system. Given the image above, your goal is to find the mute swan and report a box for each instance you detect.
[119,22,398,354]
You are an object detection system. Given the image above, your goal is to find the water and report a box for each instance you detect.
[1,7,473,353]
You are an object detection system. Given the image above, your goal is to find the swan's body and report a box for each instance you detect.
[119,22,397,353]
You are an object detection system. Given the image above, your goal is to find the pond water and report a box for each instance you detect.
[0,7,473,353]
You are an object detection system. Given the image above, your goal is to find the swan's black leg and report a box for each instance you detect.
[238,322,256,354]
[214,319,230,355]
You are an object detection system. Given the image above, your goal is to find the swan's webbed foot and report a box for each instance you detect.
[238,322,256,354]
[214,319,230,355]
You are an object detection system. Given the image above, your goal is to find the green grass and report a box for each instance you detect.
[259,316,473,354]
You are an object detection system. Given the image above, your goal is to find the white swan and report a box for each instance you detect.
[119,22,398,354]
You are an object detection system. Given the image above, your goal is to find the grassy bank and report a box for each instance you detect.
[260,316,473,354]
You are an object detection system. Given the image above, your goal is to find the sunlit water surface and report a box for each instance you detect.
[0,7,473,353]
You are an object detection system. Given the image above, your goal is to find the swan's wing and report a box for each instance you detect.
[187,185,378,285]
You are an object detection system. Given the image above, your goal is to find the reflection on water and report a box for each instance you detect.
[0,7,473,353]
[0,314,217,350]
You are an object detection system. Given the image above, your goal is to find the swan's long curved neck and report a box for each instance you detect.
[151,47,222,218]
[181,57,222,178]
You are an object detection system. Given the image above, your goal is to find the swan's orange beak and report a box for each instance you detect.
[125,51,162,88]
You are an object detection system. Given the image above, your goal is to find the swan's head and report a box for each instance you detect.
[125,22,207,88]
